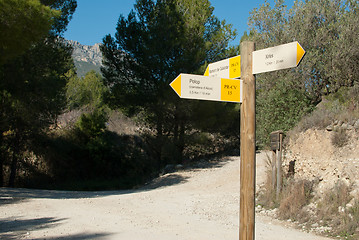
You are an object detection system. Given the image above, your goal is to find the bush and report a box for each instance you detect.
[257,155,314,221]
[331,128,349,148]
[256,78,313,148]
[316,181,356,238]
[28,112,157,190]
[278,179,314,221]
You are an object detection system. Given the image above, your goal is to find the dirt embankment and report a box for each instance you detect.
[284,128,359,199]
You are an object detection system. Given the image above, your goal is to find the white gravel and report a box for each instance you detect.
[0,152,332,239]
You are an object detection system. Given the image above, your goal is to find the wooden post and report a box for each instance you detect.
[276,133,283,199]
[240,41,256,240]
[272,150,276,190]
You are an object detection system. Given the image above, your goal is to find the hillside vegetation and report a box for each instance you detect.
[257,84,359,238]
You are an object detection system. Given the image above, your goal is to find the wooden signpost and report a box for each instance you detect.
[169,41,305,240]
[239,41,256,240]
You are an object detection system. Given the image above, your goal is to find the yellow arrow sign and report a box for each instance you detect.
[204,55,241,79]
[204,41,305,77]
[252,41,305,74]
[170,74,242,103]
[296,42,305,65]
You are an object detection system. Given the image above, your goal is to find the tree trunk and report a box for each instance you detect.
[0,154,4,187]
[177,120,185,164]
[8,132,20,187]
[0,135,4,187]
[155,109,164,169]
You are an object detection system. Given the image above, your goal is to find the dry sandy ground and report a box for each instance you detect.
[0,152,332,240]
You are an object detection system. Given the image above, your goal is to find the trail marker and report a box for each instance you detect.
[169,41,306,240]
[204,55,241,78]
[170,73,242,103]
[253,41,305,74]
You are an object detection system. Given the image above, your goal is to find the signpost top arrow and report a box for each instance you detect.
[252,41,305,74]
[296,42,306,65]
[203,41,305,78]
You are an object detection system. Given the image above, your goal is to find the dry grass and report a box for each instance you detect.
[277,179,314,221]
[316,181,358,238]
[331,128,349,148]
[257,154,279,208]
[257,154,314,220]
[257,157,359,238]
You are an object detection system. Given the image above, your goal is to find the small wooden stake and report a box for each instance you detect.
[240,41,256,240]
[272,150,277,189]
[276,133,283,199]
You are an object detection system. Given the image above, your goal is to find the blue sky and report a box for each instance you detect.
[64,0,292,46]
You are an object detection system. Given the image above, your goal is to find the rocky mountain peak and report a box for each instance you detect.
[65,40,103,77]
[67,40,103,66]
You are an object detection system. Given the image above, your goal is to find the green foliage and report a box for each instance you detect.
[66,70,107,110]
[256,78,313,146]
[73,60,101,78]
[249,0,359,98]
[36,126,156,190]
[76,108,108,139]
[101,0,238,164]
[247,0,359,146]
[0,0,60,64]
[291,83,359,135]
[40,0,77,35]
[0,0,77,186]
[191,101,240,137]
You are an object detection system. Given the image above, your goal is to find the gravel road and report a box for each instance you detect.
[0,152,332,239]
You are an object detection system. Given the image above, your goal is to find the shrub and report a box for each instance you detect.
[316,181,355,238]
[278,179,314,221]
[343,200,359,238]
[331,128,349,148]
[257,154,314,221]
[257,154,279,208]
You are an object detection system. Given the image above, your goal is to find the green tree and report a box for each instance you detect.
[0,0,77,187]
[0,0,60,64]
[247,0,359,146]
[66,70,107,110]
[101,0,237,165]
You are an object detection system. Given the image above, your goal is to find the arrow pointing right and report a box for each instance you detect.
[252,41,306,74]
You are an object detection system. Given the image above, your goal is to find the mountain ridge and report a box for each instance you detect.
[66,40,103,77]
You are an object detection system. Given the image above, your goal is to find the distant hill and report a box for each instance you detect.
[66,40,103,77]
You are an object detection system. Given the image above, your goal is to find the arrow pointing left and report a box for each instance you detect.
[170,73,242,103]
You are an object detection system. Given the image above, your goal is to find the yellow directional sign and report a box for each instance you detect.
[170,74,242,103]
[252,41,305,74]
[204,41,305,77]
[204,55,241,79]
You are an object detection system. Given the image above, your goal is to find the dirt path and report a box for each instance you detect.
[0,152,332,239]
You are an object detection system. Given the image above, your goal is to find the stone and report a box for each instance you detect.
[354,119,359,129]
[175,164,184,170]
[326,125,333,131]
[347,124,354,130]
[164,164,176,173]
